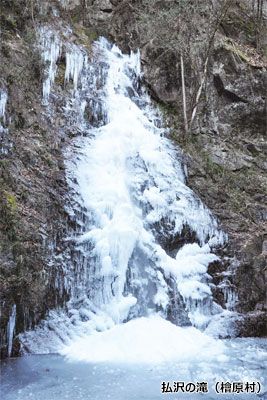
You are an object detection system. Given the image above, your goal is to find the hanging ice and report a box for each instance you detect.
[7,304,16,357]
[0,88,11,154]
[65,45,85,91]
[0,89,8,123]
[39,27,61,104]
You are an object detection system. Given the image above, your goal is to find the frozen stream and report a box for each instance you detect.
[1,338,267,400]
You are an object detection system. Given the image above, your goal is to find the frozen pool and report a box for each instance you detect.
[1,338,266,400]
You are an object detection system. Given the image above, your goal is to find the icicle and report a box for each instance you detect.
[0,88,11,154]
[7,304,16,357]
[39,27,61,104]
[0,89,8,123]
[222,283,238,311]
[65,46,85,91]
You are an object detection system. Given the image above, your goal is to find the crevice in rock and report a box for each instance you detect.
[213,74,248,103]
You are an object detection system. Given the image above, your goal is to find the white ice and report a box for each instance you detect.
[7,304,16,357]
[61,314,226,364]
[73,38,226,325]
[39,26,61,103]
[65,45,85,91]
[21,32,232,355]
[0,89,8,122]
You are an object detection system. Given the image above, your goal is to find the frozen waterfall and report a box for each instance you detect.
[67,38,226,327]
[20,32,232,357]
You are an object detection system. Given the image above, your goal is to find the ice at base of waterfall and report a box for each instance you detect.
[61,315,227,364]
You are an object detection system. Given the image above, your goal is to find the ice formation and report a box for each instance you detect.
[62,315,226,364]
[39,27,61,104]
[0,88,11,154]
[7,305,16,357]
[0,88,8,123]
[64,45,85,91]
[20,30,233,358]
[68,38,226,328]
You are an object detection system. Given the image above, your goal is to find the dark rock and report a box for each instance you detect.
[213,74,248,103]
[235,312,267,337]
[234,235,267,314]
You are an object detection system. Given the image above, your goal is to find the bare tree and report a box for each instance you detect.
[252,0,265,51]
[189,0,234,131]
[137,0,234,135]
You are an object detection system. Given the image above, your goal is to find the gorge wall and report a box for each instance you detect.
[0,0,266,357]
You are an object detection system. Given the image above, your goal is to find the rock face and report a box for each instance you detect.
[0,0,266,356]
[0,1,72,357]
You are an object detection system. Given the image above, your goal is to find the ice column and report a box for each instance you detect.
[65,45,85,91]
[0,88,10,154]
[0,89,8,124]
[39,27,61,104]
[7,304,16,357]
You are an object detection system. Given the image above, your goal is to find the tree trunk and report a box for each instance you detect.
[189,0,234,131]
[180,54,188,134]
[189,56,209,131]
